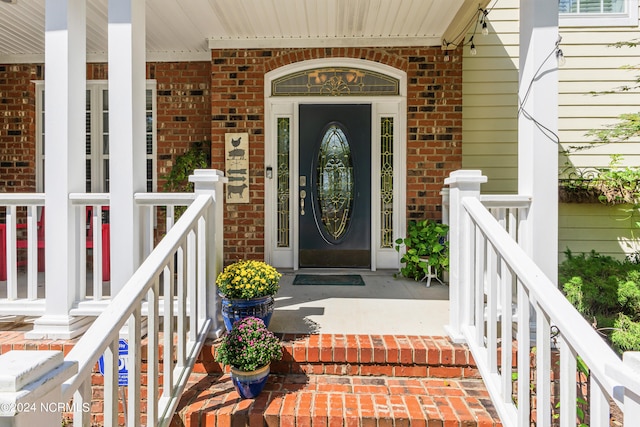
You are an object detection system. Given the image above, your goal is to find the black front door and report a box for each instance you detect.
[299,104,371,268]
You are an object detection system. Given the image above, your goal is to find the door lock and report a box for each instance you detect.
[300,189,306,215]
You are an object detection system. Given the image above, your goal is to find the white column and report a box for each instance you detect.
[518,0,559,284]
[190,169,228,338]
[444,170,487,342]
[27,0,90,339]
[108,0,146,294]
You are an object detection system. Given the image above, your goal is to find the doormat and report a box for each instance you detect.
[292,274,365,286]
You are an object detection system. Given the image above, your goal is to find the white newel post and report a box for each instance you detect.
[444,170,486,342]
[108,0,147,295]
[518,0,559,284]
[27,0,90,339]
[0,351,77,427]
[190,169,228,338]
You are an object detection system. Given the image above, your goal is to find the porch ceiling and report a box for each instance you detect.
[0,0,485,63]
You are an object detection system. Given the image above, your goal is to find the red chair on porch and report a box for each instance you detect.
[86,206,111,282]
[0,208,45,281]
[0,207,110,282]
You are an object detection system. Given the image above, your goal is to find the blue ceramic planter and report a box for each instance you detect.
[220,295,274,331]
[230,364,270,399]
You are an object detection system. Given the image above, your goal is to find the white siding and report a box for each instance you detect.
[463,0,640,259]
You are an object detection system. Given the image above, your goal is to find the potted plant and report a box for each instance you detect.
[395,219,449,282]
[216,260,282,330]
[215,317,283,399]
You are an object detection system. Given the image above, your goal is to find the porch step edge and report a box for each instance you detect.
[196,334,480,379]
[172,372,503,427]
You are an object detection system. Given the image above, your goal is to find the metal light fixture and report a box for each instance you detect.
[481,22,489,36]
[480,9,489,36]
[556,48,566,67]
[555,35,566,67]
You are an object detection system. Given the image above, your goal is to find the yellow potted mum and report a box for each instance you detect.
[216,260,281,330]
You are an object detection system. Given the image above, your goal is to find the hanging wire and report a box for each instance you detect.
[518,36,564,144]
[441,0,501,52]
[441,7,486,51]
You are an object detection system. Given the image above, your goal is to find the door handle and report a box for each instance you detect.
[300,190,306,215]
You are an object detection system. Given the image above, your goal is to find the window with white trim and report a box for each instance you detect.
[560,0,639,26]
[35,81,157,193]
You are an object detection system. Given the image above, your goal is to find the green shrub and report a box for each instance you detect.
[618,271,640,313]
[163,141,211,192]
[612,314,640,352]
[560,249,640,353]
[563,277,585,314]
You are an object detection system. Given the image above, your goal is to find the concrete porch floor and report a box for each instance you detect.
[269,270,449,336]
[0,269,450,336]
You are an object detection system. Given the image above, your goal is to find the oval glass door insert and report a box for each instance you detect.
[316,124,354,241]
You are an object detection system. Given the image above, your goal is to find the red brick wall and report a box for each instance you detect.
[0,64,41,192]
[210,47,463,262]
[2,51,463,263]
[0,62,211,193]
[86,62,212,190]
[149,62,211,189]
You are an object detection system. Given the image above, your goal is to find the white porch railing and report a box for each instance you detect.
[0,194,46,316]
[0,170,225,427]
[0,192,196,317]
[446,170,640,427]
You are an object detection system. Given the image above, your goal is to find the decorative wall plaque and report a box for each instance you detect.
[225,132,249,203]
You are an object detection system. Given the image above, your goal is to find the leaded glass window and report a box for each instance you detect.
[317,125,354,241]
[380,117,394,248]
[277,118,290,247]
[272,67,399,96]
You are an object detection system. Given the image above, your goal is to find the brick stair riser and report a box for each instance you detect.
[0,332,503,426]
[195,334,483,379]
[173,335,503,426]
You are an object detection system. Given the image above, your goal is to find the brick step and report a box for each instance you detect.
[172,334,501,426]
[171,372,502,426]
[196,334,481,379]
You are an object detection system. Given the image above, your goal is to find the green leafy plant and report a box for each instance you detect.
[216,260,282,299]
[586,39,640,144]
[163,141,211,192]
[559,156,640,205]
[215,316,283,371]
[395,219,449,281]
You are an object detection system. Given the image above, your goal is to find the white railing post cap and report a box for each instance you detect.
[0,351,65,392]
[444,170,488,186]
[189,169,228,185]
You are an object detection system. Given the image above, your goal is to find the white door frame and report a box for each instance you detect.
[264,58,407,270]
